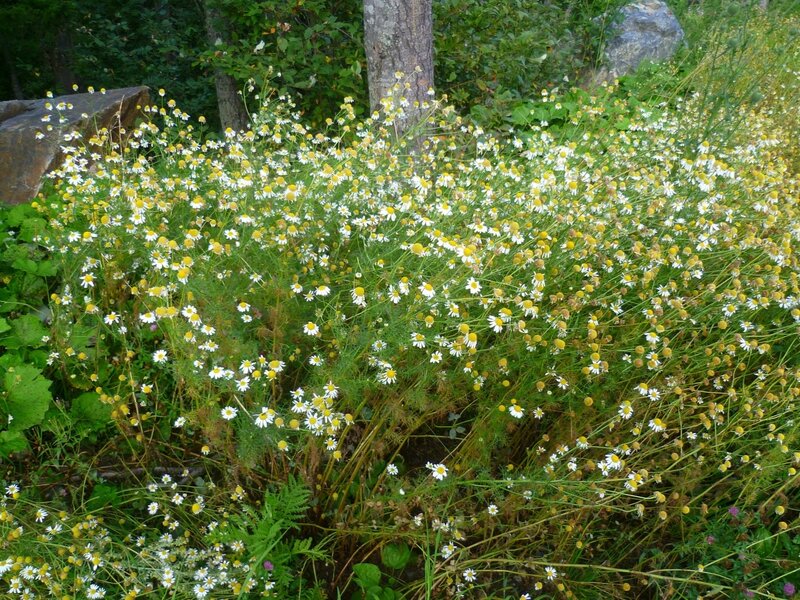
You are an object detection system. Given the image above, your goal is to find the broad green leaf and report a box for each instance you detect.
[18,217,47,242]
[366,585,385,600]
[5,204,34,228]
[381,542,412,570]
[353,563,381,588]
[71,392,113,427]
[36,260,57,277]
[2,273,47,309]
[0,318,9,334]
[86,483,122,511]
[3,364,52,430]
[26,348,49,370]
[69,324,96,352]
[0,289,17,312]
[0,352,24,370]
[3,314,48,348]
[11,257,39,274]
[509,104,532,125]
[0,430,28,457]
[1,242,28,264]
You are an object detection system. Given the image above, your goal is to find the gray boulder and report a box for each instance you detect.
[0,86,149,205]
[590,0,684,86]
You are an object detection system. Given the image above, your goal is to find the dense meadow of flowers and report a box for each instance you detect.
[2,21,800,600]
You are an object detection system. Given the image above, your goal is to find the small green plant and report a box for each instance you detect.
[672,505,800,598]
[380,541,413,572]
[0,363,53,456]
[0,203,58,457]
[0,472,328,599]
[207,475,328,596]
[352,562,401,600]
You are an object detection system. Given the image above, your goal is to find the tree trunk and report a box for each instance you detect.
[203,0,249,132]
[363,0,434,137]
[40,27,77,95]
[2,45,23,100]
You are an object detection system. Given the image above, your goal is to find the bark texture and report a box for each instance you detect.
[363,0,434,135]
[203,1,249,131]
[2,45,23,100]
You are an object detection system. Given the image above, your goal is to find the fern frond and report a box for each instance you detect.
[269,474,311,527]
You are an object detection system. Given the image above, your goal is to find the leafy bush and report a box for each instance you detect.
[199,0,368,125]
[0,204,57,456]
[435,0,626,123]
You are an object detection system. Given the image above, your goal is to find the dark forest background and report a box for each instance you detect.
[0,0,625,128]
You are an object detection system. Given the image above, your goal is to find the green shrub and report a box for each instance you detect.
[199,0,368,126]
[0,204,58,457]
[435,0,626,123]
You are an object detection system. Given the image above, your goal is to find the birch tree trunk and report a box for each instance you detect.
[363,0,434,137]
[203,0,249,132]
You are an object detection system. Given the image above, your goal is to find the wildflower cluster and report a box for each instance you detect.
[19,24,800,596]
[0,477,295,599]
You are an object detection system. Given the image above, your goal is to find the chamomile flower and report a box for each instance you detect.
[378,367,397,384]
[488,315,505,333]
[208,365,226,380]
[441,541,457,559]
[411,332,426,348]
[220,406,238,420]
[419,282,436,299]
[509,404,525,419]
[427,462,448,480]
[351,286,367,306]
[618,401,634,420]
[254,407,275,428]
